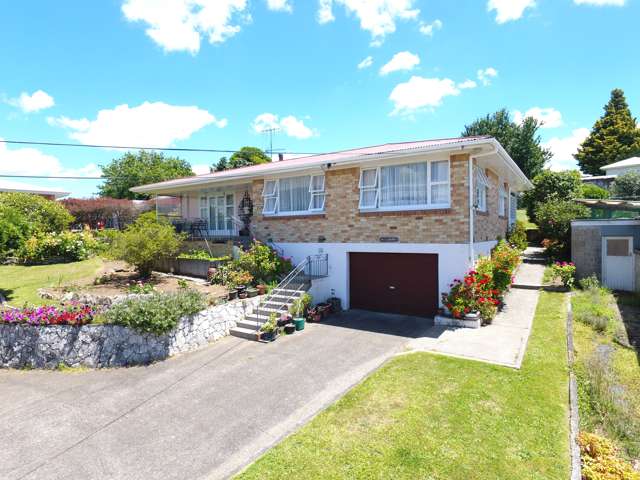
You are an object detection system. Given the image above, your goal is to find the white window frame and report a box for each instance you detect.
[498,182,507,217]
[358,159,450,212]
[199,196,208,220]
[262,174,326,216]
[475,167,489,213]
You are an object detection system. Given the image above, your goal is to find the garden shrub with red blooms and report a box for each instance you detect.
[1,303,97,326]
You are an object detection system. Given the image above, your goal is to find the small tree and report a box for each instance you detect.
[611,172,640,199]
[110,212,184,277]
[575,89,640,175]
[212,147,271,172]
[535,200,589,259]
[62,197,138,229]
[521,170,583,221]
[99,151,194,200]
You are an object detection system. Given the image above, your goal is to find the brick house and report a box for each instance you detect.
[131,136,531,318]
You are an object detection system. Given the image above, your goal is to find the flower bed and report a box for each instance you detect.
[1,303,97,326]
[441,241,521,325]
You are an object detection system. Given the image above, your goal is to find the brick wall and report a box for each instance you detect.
[474,168,509,243]
[251,153,473,244]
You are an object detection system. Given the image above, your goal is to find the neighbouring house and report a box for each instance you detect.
[0,179,69,200]
[581,156,640,190]
[572,199,640,292]
[131,136,531,318]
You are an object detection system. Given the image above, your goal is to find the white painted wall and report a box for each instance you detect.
[276,241,497,310]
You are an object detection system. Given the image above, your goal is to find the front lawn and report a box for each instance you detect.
[0,258,104,306]
[236,292,570,480]
[517,208,537,230]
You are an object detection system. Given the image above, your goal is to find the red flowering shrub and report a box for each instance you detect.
[1,303,97,326]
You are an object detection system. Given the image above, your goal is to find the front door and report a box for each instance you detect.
[208,194,235,236]
[602,236,634,291]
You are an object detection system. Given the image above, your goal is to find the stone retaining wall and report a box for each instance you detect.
[0,296,261,369]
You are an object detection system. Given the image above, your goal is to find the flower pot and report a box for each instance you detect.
[236,285,247,294]
[317,303,331,318]
[464,311,480,322]
[328,297,342,313]
[260,330,277,342]
[294,317,305,331]
[238,292,248,299]
[284,324,296,335]
[228,290,238,301]
[277,316,289,327]
[257,284,267,295]
[247,288,258,298]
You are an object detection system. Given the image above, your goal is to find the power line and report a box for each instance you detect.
[0,139,320,155]
[0,174,103,180]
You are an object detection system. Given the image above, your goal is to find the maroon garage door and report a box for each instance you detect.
[349,253,439,318]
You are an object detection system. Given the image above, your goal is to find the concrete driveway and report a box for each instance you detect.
[0,311,431,480]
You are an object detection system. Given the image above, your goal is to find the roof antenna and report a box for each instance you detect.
[260,127,282,161]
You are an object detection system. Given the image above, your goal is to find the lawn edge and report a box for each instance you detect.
[566,293,582,480]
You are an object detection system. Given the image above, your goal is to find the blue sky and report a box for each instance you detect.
[1,0,638,197]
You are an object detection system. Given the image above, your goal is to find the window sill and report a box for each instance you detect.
[476,210,489,217]
[359,207,453,217]
[262,212,326,220]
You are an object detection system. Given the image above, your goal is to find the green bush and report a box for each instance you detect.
[177,250,230,262]
[611,172,640,200]
[234,241,293,284]
[507,220,528,251]
[535,199,589,259]
[104,289,207,335]
[0,192,73,233]
[110,212,184,277]
[17,231,99,264]
[521,170,583,222]
[581,183,611,200]
[0,205,31,258]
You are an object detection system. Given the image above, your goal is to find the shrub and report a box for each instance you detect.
[126,281,156,294]
[234,241,293,283]
[1,303,97,326]
[61,197,138,229]
[104,289,207,335]
[0,192,73,233]
[578,433,640,480]
[110,212,184,277]
[521,170,583,221]
[581,183,611,200]
[442,271,500,322]
[177,250,230,262]
[17,231,99,264]
[535,200,589,259]
[580,274,602,291]
[507,220,528,251]
[612,172,640,200]
[549,261,576,288]
[0,205,31,259]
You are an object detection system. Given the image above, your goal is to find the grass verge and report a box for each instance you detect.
[236,292,570,480]
[572,286,640,463]
[0,257,104,306]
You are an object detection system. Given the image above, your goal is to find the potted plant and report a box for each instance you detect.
[260,313,278,342]
[290,293,311,331]
[256,280,267,296]
[307,306,322,323]
[246,287,259,298]
[228,289,238,301]
[277,312,291,327]
[284,323,296,335]
[316,302,331,319]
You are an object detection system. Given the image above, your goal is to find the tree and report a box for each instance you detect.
[520,170,583,221]
[611,172,640,199]
[212,147,271,172]
[110,212,183,277]
[575,89,640,175]
[99,151,194,200]
[535,200,589,259]
[462,109,552,179]
[61,197,139,229]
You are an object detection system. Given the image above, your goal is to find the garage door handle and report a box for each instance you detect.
[389,286,396,290]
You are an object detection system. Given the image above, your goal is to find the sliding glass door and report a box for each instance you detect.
[207,193,236,236]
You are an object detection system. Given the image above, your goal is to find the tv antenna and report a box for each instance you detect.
[260,127,282,159]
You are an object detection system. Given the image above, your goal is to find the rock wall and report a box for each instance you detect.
[0,296,261,369]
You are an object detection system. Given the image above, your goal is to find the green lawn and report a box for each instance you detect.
[236,292,570,480]
[0,257,104,306]
[517,208,537,230]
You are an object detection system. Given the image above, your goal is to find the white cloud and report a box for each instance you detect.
[191,164,212,175]
[252,113,316,139]
[457,79,477,90]
[7,90,55,113]
[574,0,625,5]
[389,76,460,115]
[380,51,420,75]
[477,67,498,86]
[48,101,225,147]
[419,19,442,36]
[544,128,590,171]
[487,0,535,23]
[513,107,563,129]
[266,0,292,12]
[0,139,101,178]
[121,0,249,54]
[357,55,373,69]
[316,0,420,45]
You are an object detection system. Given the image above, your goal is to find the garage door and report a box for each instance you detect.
[349,253,438,317]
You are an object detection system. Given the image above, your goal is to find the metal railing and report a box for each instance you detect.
[253,254,329,330]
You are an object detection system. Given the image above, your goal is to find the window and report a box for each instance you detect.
[199,196,208,220]
[475,167,489,212]
[359,160,449,211]
[606,238,631,257]
[262,175,325,215]
[498,183,507,217]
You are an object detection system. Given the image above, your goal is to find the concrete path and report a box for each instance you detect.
[0,311,431,480]
[406,248,546,369]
